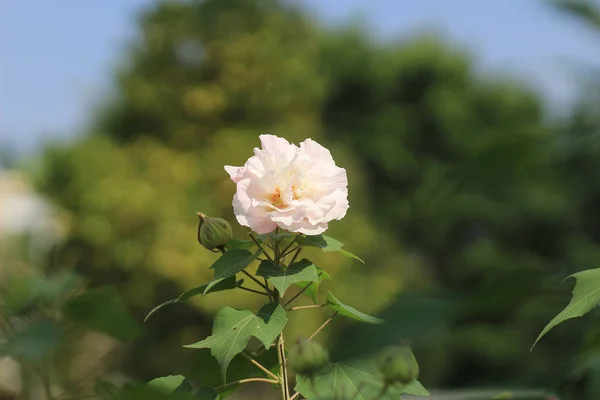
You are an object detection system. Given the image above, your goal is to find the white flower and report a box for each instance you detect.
[225,134,349,235]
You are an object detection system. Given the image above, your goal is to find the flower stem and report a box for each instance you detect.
[273,238,291,400]
[309,312,338,341]
[241,270,270,291]
[215,377,279,390]
[249,233,274,261]
[286,304,325,311]
[283,281,314,308]
[237,284,270,296]
[241,352,280,381]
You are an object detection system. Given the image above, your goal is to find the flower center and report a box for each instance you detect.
[268,185,300,209]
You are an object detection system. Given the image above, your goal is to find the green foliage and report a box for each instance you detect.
[185,304,287,379]
[65,286,141,341]
[297,268,332,304]
[296,234,364,263]
[204,249,261,293]
[295,360,429,399]
[256,259,319,296]
[325,292,384,324]
[534,268,600,348]
[144,276,239,322]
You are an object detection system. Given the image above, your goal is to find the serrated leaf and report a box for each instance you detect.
[297,268,332,304]
[326,292,383,324]
[185,304,287,380]
[533,268,600,349]
[144,276,239,323]
[296,234,364,263]
[295,360,429,399]
[203,249,260,294]
[65,286,141,341]
[256,259,319,296]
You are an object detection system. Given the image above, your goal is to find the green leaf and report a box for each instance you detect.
[195,387,220,400]
[296,234,364,263]
[191,348,278,399]
[65,286,141,341]
[298,268,332,304]
[533,268,600,349]
[295,360,429,399]
[144,276,239,323]
[147,376,187,393]
[203,249,260,294]
[326,292,383,324]
[226,239,254,250]
[1,320,62,361]
[185,304,287,379]
[256,259,319,296]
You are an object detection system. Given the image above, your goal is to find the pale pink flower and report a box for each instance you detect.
[225,134,349,235]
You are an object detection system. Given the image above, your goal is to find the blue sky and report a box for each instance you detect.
[1,0,599,155]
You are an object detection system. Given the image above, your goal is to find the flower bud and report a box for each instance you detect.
[378,345,419,385]
[197,212,233,251]
[289,338,329,377]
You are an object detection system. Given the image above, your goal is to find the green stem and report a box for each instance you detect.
[273,238,291,400]
[249,233,274,262]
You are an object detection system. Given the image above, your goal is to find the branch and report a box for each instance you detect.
[249,233,274,262]
[309,312,338,341]
[241,352,280,381]
[283,281,314,307]
[286,304,325,312]
[241,270,270,291]
[216,377,278,390]
[237,284,270,296]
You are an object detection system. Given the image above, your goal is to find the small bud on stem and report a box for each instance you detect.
[197,212,233,251]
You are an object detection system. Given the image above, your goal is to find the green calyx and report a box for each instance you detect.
[289,338,329,377]
[197,212,233,251]
[377,345,419,385]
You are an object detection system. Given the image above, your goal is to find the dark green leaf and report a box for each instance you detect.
[296,235,364,263]
[65,286,141,341]
[533,268,600,348]
[256,259,319,296]
[144,276,239,323]
[297,268,332,304]
[195,386,220,400]
[295,360,429,399]
[203,249,260,294]
[185,304,287,379]
[326,292,383,324]
[226,239,254,250]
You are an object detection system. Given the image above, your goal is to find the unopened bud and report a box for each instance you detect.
[197,212,233,251]
[289,338,329,377]
[378,345,419,385]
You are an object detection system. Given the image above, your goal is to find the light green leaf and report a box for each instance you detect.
[65,286,141,341]
[147,375,186,392]
[533,268,600,349]
[144,276,239,323]
[295,360,429,399]
[326,292,383,324]
[296,234,364,263]
[297,268,332,304]
[256,259,319,296]
[185,304,287,379]
[203,249,260,294]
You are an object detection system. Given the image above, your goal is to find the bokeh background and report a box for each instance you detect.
[3,0,600,399]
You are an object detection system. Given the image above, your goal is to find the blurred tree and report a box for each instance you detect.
[31,0,600,398]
